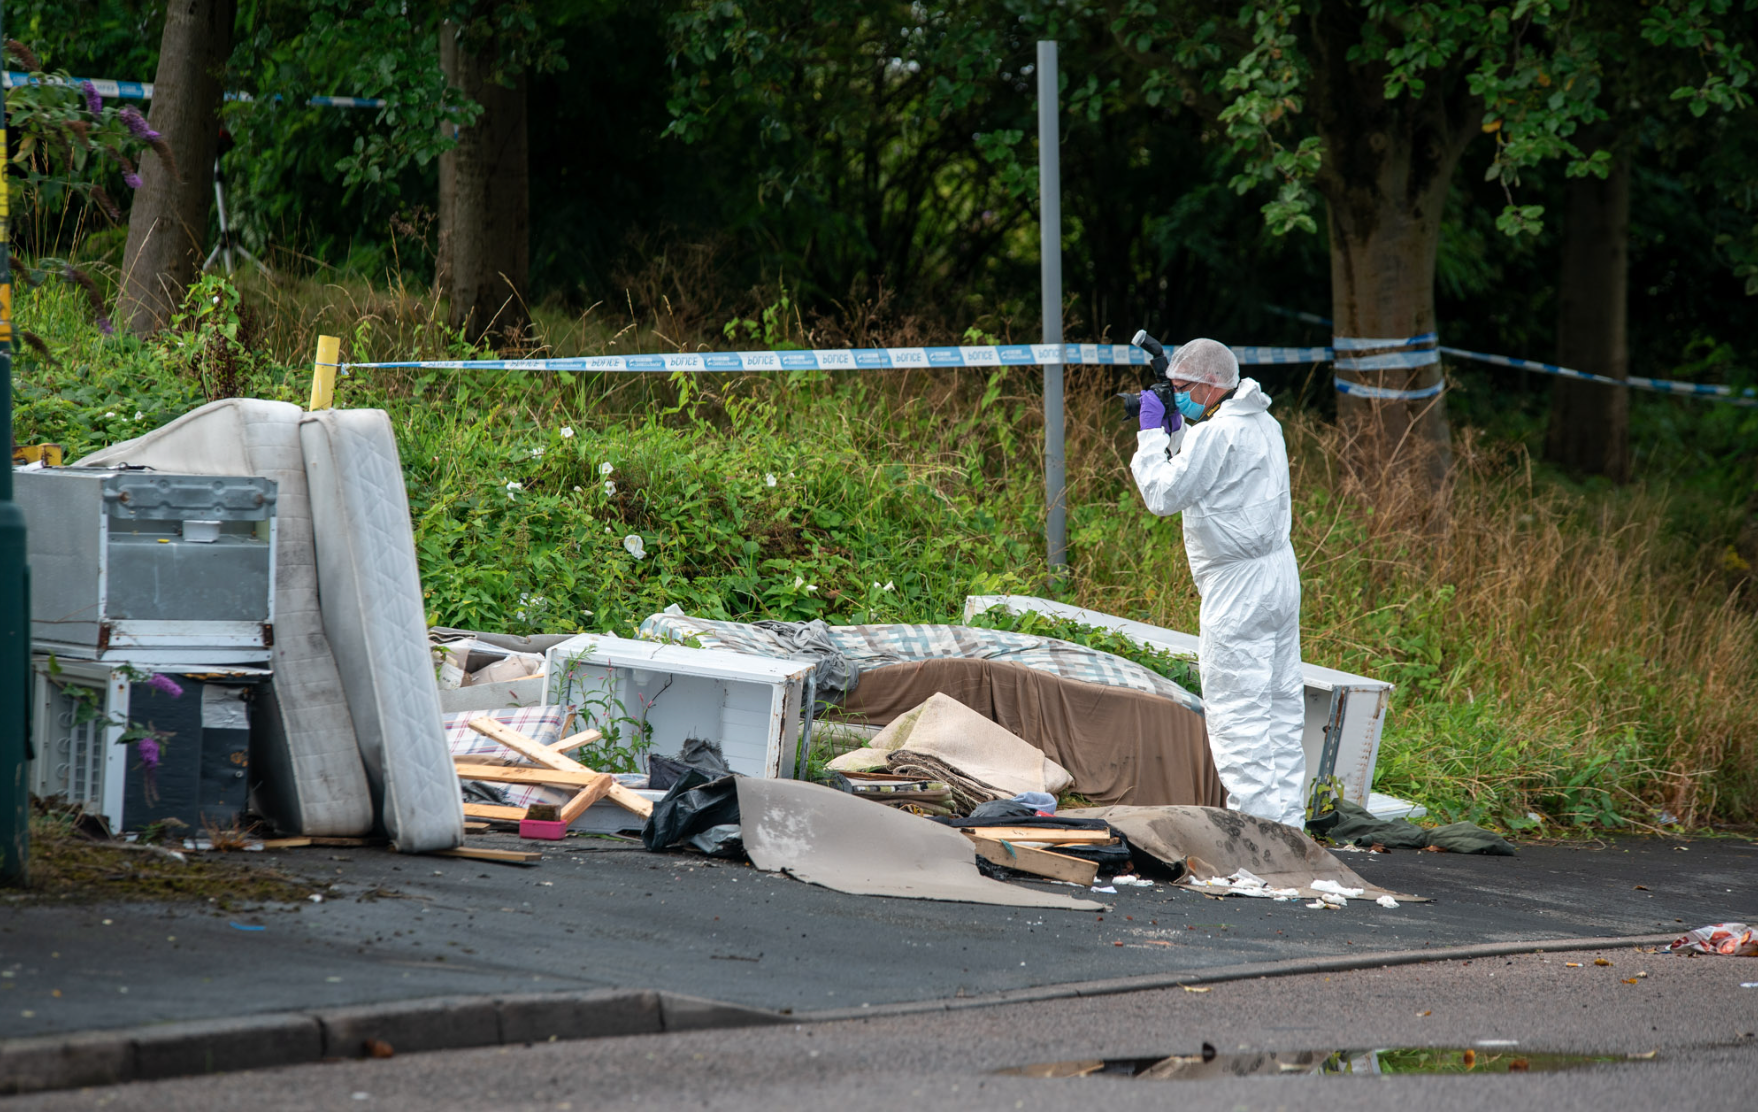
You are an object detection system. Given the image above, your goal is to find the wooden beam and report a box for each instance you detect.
[969,837,1098,886]
[960,827,1113,845]
[431,846,542,865]
[257,837,312,850]
[463,821,490,834]
[463,717,648,819]
[547,728,603,752]
[453,762,607,789]
[468,718,586,772]
[462,802,529,822]
[559,777,614,823]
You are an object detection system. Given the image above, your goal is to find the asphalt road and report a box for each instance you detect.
[11,945,1756,1112]
[2,834,1752,1039]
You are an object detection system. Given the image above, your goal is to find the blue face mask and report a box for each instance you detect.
[1173,390,1208,420]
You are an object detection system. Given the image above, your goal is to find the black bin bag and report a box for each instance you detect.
[642,769,743,857]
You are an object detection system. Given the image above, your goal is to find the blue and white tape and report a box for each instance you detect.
[346,343,1139,373]
[339,338,1753,406]
[1441,346,1756,405]
[3,71,387,109]
[341,341,1358,375]
[1332,332,1444,399]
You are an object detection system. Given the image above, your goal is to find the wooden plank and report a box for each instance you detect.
[960,827,1113,845]
[605,782,653,820]
[463,821,490,834]
[453,762,606,789]
[463,717,648,818]
[468,718,587,772]
[306,836,385,847]
[969,837,1098,886]
[257,837,312,850]
[547,729,603,752]
[461,803,528,822]
[559,777,614,823]
[431,846,542,865]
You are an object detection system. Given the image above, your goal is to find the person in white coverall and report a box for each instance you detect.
[1129,338,1307,828]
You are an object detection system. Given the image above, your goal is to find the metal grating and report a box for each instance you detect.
[34,676,109,808]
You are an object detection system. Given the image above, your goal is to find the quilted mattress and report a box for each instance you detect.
[300,409,462,852]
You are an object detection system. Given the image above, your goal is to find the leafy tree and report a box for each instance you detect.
[1547,0,1754,482]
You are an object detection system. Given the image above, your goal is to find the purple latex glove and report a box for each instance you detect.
[1138,389,1183,433]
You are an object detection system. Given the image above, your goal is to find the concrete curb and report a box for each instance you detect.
[0,932,1676,1095]
[803,932,1681,1021]
[0,989,785,1097]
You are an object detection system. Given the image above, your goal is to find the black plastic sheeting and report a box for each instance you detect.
[642,769,743,857]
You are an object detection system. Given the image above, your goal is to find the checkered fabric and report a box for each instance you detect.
[637,614,1201,713]
[445,705,571,810]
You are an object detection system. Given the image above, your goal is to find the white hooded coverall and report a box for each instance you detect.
[1130,377,1307,828]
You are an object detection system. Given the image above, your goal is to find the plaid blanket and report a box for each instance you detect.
[637,612,1201,714]
[445,706,571,810]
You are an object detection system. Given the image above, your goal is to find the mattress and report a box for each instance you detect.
[300,409,462,852]
[74,399,373,835]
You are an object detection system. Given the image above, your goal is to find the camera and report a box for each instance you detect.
[1118,329,1175,422]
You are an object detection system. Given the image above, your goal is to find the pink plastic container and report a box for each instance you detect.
[519,818,568,841]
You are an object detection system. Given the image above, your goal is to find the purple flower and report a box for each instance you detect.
[118,106,160,142]
[122,171,142,189]
[146,673,184,698]
[82,80,102,116]
[97,316,115,336]
[136,736,161,769]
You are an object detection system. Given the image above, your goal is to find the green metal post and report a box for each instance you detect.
[0,0,33,886]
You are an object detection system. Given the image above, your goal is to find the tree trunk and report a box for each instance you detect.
[1307,8,1480,500]
[117,0,234,336]
[1325,179,1454,488]
[1546,152,1631,482]
[438,22,529,345]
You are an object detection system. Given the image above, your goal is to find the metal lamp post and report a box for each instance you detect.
[1038,39,1065,583]
[0,0,32,886]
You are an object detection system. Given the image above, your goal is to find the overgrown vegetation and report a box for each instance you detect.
[13,266,1757,834]
[17,799,319,905]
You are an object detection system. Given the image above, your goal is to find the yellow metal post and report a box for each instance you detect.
[309,334,341,410]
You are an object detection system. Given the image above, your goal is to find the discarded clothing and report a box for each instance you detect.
[1307,799,1516,856]
[1667,923,1757,956]
[836,659,1224,808]
[752,619,859,704]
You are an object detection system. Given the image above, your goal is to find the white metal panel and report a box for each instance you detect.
[1332,686,1390,805]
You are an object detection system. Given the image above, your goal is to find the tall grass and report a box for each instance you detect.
[14,266,1756,831]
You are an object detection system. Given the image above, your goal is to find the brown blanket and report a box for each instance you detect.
[834,658,1225,808]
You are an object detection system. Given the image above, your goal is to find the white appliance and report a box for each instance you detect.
[541,633,816,780]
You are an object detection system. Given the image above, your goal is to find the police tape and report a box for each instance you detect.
[339,340,1757,406]
[1270,307,1753,406]
[3,71,385,109]
[1441,346,1757,405]
[343,343,1147,373]
[341,341,1346,373]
